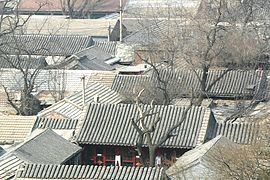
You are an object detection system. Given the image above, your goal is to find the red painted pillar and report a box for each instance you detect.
[93,147,97,165]
[103,147,106,166]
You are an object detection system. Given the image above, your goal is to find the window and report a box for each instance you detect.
[105,149,115,161]
[122,149,133,161]
[122,148,135,166]
[96,147,104,166]
[105,148,115,166]
[85,147,94,165]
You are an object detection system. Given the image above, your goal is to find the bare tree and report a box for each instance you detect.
[0,1,51,115]
[131,89,193,167]
[126,0,270,168]
[1,55,45,115]
[131,53,182,105]
[0,0,45,36]
[47,69,66,103]
[207,121,270,179]
[185,0,270,105]
[129,0,270,106]
[59,0,101,18]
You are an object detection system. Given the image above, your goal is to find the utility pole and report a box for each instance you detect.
[81,75,86,106]
[119,0,123,42]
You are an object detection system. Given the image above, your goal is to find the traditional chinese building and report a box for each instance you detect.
[76,103,217,167]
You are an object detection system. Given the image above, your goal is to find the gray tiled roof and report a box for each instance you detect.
[0,154,24,180]
[124,28,159,45]
[37,100,83,119]
[123,19,163,45]
[33,117,78,130]
[0,34,93,56]
[66,83,124,106]
[0,55,47,69]
[0,129,81,180]
[111,69,266,99]
[166,135,233,179]
[123,20,172,45]
[0,69,93,92]
[16,164,164,180]
[94,41,117,56]
[11,129,81,164]
[38,82,124,119]
[211,122,260,144]
[64,46,114,71]
[112,74,150,93]
[77,104,214,148]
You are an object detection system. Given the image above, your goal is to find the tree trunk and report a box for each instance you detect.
[67,0,75,18]
[20,91,41,116]
[149,146,156,167]
[163,87,170,105]
[136,141,146,166]
[197,66,208,106]
[20,92,32,115]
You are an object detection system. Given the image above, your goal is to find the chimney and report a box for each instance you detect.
[81,75,86,105]
[93,95,100,103]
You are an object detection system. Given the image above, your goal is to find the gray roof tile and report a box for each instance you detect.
[0,154,24,180]
[94,41,117,56]
[33,117,78,129]
[0,55,47,69]
[63,46,114,71]
[12,129,81,164]
[111,69,266,100]
[0,34,93,56]
[38,82,124,119]
[0,129,82,179]
[0,69,93,92]
[77,104,213,148]
[16,164,164,180]
[211,122,260,144]
[166,135,234,178]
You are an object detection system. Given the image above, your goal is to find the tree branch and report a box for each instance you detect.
[156,105,191,148]
[2,85,21,114]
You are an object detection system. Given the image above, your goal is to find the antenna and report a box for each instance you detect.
[119,0,123,42]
